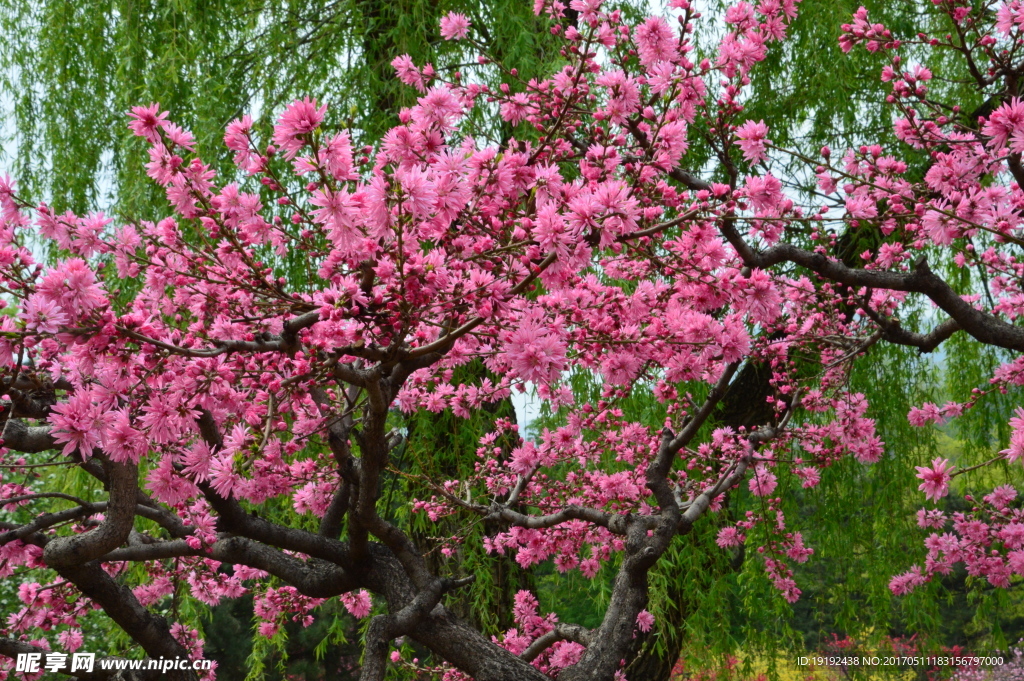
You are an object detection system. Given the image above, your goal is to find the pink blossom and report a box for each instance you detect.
[795,467,821,488]
[163,122,195,151]
[440,12,470,40]
[785,532,813,563]
[985,484,1017,510]
[983,98,1024,149]
[549,641,585,669]
[636,610,655,632]
[716,527,745,548]
[875,242,904,268]
[908,402,943,426]
[127,103,168,143]
[735,120,770,164]
[145,143,180,185]
[502,316,567,384]
[341,590,373,618]
[600,350,643,385]
[208,456,243,499]
[513,590,539,623]
[416,87,463,131]
[889,566,927,595]
[1010,550,1024,575]
[391,54,425,92]
[998,522,1024,550]
[735,268,782,324]
[749,465,778,497]
[58,630,84,653]
[922,207,959,245]
[595,70,641,125]
[917,508,946,529]
[635,16,678,67]
[310,188,356,232]
[1002,407,1024,462]
[47,392,106,458]
[395,165,437,218]
[323,132,357,181]
[725,1,755,26]
[915,457,954,502]
[839,6,890,53]
[500,93,531,125]
[224,115,253,152]
[19,295,67,334]
[36,258,107,317]
[147,455,199,506]
[273,98,327,159]
[845,195,878,220]
[744,174,783,212]
[718,31,767,77]
[997,1,1024,35]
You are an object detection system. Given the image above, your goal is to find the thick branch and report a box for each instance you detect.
[359,615,395,681]
[75,457,191,538]
[720,217,1024,353]
[358,543,550,681]
[0,419,57,452]
[678,456,752,534]
[1008,152,1024,190]
[210,536,357,598]
[102,539,199,562]
[119,310,322,358]
[487,504,635,535]
[521,624,594,663]
[669,362,740,452]
[861,305,960,354]
[43,458,138,569]
[0,503,104,546]
[561,516,669,681]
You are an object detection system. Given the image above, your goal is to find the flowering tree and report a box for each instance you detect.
[2,0,1024,679]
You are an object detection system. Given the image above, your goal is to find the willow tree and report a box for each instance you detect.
[0,0,565,218]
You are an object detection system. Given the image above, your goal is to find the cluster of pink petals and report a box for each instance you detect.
[915,458,954,502]
[440,12,471,40]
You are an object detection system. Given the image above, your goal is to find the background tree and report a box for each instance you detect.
[0,0,566,218]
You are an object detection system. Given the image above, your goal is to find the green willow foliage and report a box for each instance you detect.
[1,0,1022,679]
[0,0,563,218]
[394,361,533,636]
